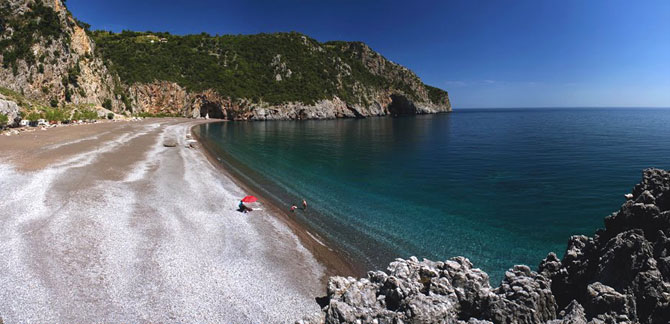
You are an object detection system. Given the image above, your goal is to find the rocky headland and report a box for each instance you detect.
[300,168,670,324]
[0,0,451,122]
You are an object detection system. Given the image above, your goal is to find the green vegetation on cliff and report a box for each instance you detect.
[91,31,448,105]
[425,85,449,105]
[0,112,8,127]
[0,86,37,110]
[27,106,98,122]
[0,1,63,71]
[0,0,448,114]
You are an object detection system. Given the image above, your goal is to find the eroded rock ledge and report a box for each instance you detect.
[299,168,670,324]
[129,81,450,121]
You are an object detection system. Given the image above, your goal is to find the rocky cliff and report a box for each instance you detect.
[300,168,670,324]
[128,81,450,120]
[0,0,450,120]
[0,0,123,111]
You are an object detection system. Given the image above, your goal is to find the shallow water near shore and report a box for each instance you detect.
[194,108,670,283]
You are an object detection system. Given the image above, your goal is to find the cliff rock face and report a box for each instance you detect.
[300,169,670,324]
[0,0,122,110]
[0,95,20,122]
[92,31,451,119]
[128,81,450,120]
[129,81,190,116]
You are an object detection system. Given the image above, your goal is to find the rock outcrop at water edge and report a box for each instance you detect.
[299,168,670,324]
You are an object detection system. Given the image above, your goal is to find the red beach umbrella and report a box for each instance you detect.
[241,195,257,203]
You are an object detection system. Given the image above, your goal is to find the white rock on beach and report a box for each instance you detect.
[0,96,20,123]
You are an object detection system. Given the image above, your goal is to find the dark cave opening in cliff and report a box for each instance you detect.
[387,94,417,116]
[200,103,225,119]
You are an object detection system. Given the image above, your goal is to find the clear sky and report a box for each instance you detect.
[67,0,670,108]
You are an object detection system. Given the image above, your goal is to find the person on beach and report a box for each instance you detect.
[302,199,307,210]
[238,201,253,213]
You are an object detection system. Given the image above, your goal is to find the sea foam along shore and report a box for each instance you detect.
[0,118,324,323]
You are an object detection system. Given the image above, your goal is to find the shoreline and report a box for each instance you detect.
[0,118,329,322]
[191,121,364,281]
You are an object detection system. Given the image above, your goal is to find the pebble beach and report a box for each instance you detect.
[0,118,327,323]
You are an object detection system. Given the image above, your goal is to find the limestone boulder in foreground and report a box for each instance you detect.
[300,168,670,324]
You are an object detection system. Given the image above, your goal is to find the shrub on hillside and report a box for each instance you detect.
[26,111,41,122]
[44,108,67,122]
[102,98,112,110]
[135,112,180,118]
[73,109,98,121]
[0,113,8,128]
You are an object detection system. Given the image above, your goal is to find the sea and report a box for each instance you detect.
[194,108,670,283]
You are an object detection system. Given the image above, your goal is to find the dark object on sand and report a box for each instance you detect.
[163,138,177,147]
[238,196,257,213]
[238,201,253,213]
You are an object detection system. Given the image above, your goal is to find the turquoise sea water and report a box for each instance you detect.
[194,108,670,283]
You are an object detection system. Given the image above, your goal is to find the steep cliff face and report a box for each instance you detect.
[0,0,122,111]
[128,81,450,120]
[300,169,670,324]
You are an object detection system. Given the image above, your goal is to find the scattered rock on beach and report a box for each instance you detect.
[163,138,178,147]
[300,168,670,324]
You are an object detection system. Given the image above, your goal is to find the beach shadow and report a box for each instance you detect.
[237,207,252,213]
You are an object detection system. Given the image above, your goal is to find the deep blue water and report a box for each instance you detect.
[194,108,670,283]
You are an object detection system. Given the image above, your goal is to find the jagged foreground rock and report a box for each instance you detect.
[299,169,670,324]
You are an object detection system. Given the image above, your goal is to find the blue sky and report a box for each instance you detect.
[67,0,670,108]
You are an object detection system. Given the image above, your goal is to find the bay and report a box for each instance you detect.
[194,108,670,283]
